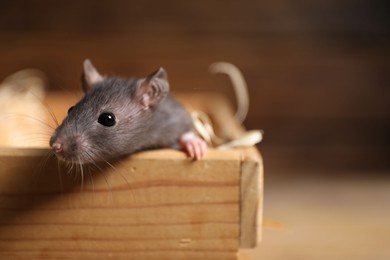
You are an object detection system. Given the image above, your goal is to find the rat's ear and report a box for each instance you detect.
[81,59,104,92]
[137,67,169,109]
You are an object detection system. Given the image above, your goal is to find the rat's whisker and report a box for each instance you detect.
[74,160,81,182]
[113,158,139,205]
[0,113,55,131]
[84,149,138,204]
[84,151,113,199]
[29,91,60,128]
[32,149,54,186]
[105,157,131,188]
[56,156,64,192]
[66,160,75,176]
[87,167,95,194]
[78,158,85,192]
[9,132,51,145]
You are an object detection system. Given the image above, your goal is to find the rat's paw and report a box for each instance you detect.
[180,132,207,160]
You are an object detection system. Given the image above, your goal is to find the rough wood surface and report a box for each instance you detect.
[0,148,242,259]
[240,148,263,248]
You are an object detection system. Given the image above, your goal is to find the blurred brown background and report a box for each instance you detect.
[0,2,389,259]
[0,0,389,173]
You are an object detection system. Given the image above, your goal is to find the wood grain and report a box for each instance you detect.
[0,147,244,259]
[240,148,263,248]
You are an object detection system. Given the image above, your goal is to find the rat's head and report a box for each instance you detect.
[50,59,169,164]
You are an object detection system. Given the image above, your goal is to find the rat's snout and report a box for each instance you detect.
[49,132,57,147]
[50,137,68,156]
[51,142,63,153]
[49,132,65,154]
[50,134,86,162]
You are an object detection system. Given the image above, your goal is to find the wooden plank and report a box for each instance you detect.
[239,147,263,248]
[0,251,238,260]
[0,147,242,259]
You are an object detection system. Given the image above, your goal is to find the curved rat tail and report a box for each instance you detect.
[209,62,249,123]
[191,62,263,149]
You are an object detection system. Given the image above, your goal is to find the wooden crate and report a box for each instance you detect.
[0,92,263,260]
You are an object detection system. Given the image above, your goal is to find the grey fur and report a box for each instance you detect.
[50,71,193,164]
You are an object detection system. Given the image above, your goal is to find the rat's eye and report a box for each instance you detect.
[68,106,74,114]
[98,112,116,127]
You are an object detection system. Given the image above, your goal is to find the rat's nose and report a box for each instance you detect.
[51,142,63,153]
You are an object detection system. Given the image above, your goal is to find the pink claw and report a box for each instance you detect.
[180,132,207,160]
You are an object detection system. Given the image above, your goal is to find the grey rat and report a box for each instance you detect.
[50,59,207,164]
